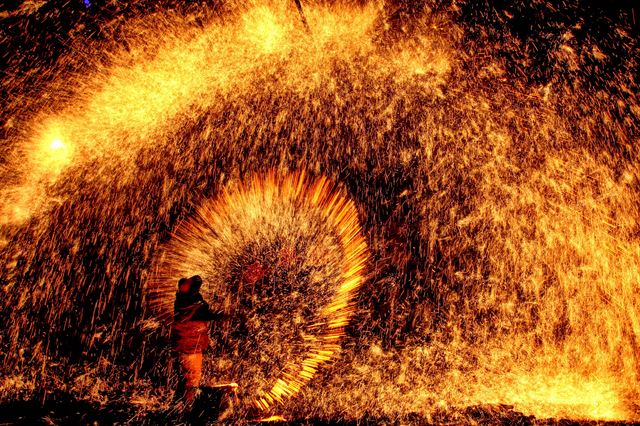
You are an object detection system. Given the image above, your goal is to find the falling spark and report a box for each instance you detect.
[147,172,368,411]
[0,0,638,423]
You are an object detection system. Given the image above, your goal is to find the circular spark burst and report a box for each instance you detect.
[147,172,368,411]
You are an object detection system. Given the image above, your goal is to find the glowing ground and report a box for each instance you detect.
[0,395,631,425]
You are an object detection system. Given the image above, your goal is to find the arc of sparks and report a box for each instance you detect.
[147,171,368,411]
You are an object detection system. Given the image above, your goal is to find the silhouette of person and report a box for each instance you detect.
[171,275,221,408]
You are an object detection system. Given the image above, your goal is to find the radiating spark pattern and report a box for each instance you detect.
[0,0,639,423]
[147,172,368,411]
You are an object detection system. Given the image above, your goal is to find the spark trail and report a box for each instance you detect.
[0,0,638,422]
[148,172,368,411]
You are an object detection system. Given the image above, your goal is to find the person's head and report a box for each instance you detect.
[189,275,203,293]
[177,277,190,294]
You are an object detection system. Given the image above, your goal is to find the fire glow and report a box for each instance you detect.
[0,0,638,423]
[148,172,368,411]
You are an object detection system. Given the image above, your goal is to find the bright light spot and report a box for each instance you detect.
[33,130,73,176]
[50,138,65,151]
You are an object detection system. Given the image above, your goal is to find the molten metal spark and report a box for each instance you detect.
[0,0,638,423]
[147,172,368,411]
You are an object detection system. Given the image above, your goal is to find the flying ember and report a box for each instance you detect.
[0,0,638,424]
[147,172,368,413]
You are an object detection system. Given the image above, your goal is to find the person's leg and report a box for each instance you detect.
[173,351,192,405]
[180,352,203,406]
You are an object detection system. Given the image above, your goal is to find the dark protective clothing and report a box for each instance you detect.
[171,276,222,407]
[171,291,219,354]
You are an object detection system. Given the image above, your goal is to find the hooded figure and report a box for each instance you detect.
[171,275,221,407]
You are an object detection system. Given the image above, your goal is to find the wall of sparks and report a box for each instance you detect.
[0,0,639,422]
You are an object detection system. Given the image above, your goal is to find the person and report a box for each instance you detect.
[171,275,221,409]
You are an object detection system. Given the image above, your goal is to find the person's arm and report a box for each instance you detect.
[194,301,226,321]
[175,303,201,321]
[203,308,226,321]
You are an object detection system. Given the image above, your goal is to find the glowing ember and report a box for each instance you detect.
[0,0,638,423]
[147,172,368,411]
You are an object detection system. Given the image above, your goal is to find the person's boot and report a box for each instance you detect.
[184,386,199,408]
